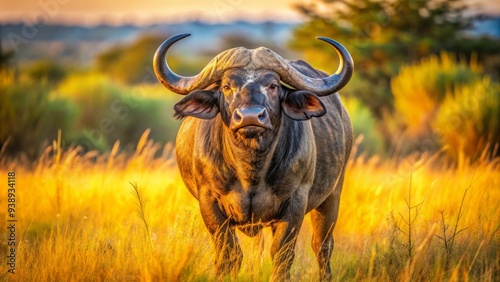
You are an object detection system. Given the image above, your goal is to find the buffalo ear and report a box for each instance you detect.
[282,90,326,120]
[173,90,219,119]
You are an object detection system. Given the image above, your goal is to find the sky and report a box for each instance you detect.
[0,0,499,25]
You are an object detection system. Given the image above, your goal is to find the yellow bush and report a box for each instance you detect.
[390,52,500,161]
[434,78,500,161]
[392,52,482,138]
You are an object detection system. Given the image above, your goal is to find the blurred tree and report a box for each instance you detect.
[0,24,15,71]
[0,48,15,71]
[54,72,180,153]
[290,0,500,117]
[27,60,67,84]
[0,71,77,159]
[95,35,164,84]
[218,33,262,50]
[216,32,290,56]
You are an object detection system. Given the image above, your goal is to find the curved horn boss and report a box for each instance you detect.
[153,33,353,96]
[153,33,252,95]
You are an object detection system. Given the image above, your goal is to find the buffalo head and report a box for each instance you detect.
[153,34,353,149]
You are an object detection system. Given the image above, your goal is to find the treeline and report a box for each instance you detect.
[0,36,187,159]
[0,70,181,159]
[1,0,499,162]
[0,32,293,159]
[290,0,500,161]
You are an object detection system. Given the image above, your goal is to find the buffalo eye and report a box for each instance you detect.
[222,85,231,93]
[269,83,279,91]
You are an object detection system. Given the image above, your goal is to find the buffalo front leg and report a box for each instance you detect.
[199,193,243,277]
[270,196,307,281]
[310,177,344,281]
[212,223,242,277]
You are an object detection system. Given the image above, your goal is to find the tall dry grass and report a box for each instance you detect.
[0,131,499,281]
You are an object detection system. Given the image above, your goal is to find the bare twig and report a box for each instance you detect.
[387,169,424,282]
[434,175,472,269]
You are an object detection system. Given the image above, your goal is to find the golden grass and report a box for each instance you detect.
[1,132,499,281]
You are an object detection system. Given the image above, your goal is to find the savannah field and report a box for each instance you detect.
[1,1,500,281]
[0,130,499,281]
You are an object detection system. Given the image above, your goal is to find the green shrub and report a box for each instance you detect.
[125,84,182,144]
[27,59,67,84]
[54,73,180,152]
[434,78,500,161]
[116,97,180,147]
[53,73,119,151]
[342,97,385,156]
[95,35,164,84]
[55,72,123,129]
[1,69,182,158]
[0,71,76,158]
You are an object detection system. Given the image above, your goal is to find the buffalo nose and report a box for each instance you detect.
[231,107,271,130]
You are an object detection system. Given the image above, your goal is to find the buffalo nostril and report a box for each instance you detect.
[233,109,243,123]
[258,109,268,122]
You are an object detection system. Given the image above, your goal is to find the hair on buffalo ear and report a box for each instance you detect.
[173,90,220,120]
[282,90,326,121]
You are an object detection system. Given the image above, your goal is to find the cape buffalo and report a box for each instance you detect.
[153,33,353,281]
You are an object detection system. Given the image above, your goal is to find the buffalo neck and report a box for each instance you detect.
[221,120,283,189]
